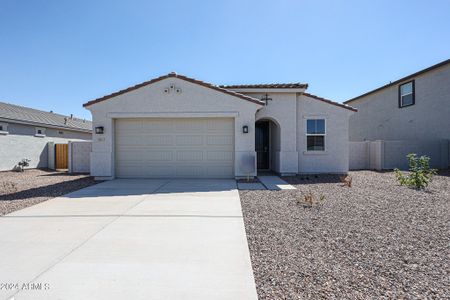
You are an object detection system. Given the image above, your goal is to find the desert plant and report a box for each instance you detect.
[339,175,352,187]
[395,153,437,190]
[0,181,18,195]
[17,159,31,172]
[297,191,325,208]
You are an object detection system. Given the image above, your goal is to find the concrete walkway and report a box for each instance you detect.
[0,179,258,300]
[258,176,296,190]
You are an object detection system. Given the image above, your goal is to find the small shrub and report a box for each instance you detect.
[339,175,352,187]
[17,158,31,172]
[0,181,18,195]
[395,153,437,190]
[297,191,325,208]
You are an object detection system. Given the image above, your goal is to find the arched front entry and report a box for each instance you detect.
[255,118,281,172]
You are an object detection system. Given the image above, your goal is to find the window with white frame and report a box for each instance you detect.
[35,127,46,136]
[399,80,415,107]
[306,119,325,151]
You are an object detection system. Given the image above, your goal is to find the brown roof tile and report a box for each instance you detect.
[302,93,357,112]
[83,72,264,107]
[220,83,308,89]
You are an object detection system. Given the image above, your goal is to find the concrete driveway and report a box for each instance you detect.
[0,179,258,300]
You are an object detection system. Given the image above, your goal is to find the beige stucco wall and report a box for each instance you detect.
[247,92,353,174]
[297,95,353,174]
[68,141,92,173]
[348,63,450,142]
[86,77,262,179]
[255,93,299,174]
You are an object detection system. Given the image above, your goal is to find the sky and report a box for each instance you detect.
[1,0,449,120]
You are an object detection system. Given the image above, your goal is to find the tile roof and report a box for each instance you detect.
[219,83,308,89]
[83,72,265,107]
[0,101,92,132]
[302,93,357,112]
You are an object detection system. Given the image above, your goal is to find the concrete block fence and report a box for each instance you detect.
[350,139,449,171]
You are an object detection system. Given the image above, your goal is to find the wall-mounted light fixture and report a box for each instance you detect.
[242,125,249,134]
[95,126,104,134]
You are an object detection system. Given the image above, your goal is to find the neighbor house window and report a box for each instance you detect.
[35,127,46,137]
[306,119,325,151]
[399,80,415,107]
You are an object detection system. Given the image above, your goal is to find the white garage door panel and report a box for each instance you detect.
[115,118,234,178]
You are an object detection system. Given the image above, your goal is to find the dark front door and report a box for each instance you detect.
[255,121,270,170]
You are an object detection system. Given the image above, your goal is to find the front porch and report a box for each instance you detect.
[254,117,298,176]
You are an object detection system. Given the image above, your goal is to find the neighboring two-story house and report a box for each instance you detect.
[345,59,450,169]
[0,102,92,171]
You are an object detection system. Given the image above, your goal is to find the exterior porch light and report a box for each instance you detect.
[243,125,249,133]
[95,126,104,134]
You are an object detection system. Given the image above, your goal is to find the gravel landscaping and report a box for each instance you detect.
[240,170,450,299]
[0,169,98,215]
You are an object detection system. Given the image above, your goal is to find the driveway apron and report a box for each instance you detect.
[0,179,258,300]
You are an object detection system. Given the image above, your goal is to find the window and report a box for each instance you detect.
[35,127,46,137]
[306,119,325,151]
[399,80,415,107]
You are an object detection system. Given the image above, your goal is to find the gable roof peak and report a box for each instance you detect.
[83,73,264,107]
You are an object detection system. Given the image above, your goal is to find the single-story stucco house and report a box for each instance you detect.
[83,73,356,179]
[0,102,92,171]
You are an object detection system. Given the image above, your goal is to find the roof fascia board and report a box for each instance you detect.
[227,88,307,93]
[83,73,264,107]
[345,58,450,104]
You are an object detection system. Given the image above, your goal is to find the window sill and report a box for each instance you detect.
[34,134,46,138]
[303,151,328,155]
[399,103,414,108]
[0,131,8,135]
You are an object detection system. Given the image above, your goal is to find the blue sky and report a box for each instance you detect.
[1,0,449,120]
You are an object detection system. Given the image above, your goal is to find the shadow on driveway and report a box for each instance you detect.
[0,177,97,201]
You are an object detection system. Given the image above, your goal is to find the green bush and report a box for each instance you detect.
[395,153,437,190]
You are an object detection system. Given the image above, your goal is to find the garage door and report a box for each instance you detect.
[115,118,234,178]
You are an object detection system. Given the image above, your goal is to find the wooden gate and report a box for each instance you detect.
[55,144,69,169]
